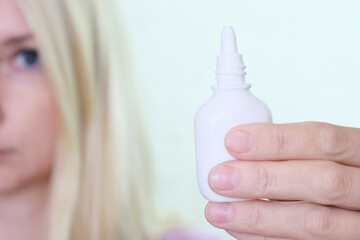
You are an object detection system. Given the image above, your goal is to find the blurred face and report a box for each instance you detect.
[0,0,58,194]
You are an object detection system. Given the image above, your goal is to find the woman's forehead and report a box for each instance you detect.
[0,0,33,48]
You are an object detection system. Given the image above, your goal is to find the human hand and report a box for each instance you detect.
[205,122,360,240]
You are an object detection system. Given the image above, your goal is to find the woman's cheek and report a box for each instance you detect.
[23,78,59,182]
[0,73,58,193]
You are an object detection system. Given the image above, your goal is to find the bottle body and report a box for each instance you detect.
[194,87,272,202]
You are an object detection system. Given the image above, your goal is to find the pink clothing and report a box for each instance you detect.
[162,228,222,240]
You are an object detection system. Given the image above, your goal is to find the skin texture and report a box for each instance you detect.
[0,0,58,239]
[205,122,360,240]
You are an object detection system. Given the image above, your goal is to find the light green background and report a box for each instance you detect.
[120,1,360,238]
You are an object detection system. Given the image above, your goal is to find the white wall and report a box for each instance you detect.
[119,0,360,239]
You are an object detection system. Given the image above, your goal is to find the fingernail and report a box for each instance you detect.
[206,202,234,224]
[209,165,240,191]
[226,130,255,153]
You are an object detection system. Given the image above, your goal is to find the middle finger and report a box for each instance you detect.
[209,159,360,209]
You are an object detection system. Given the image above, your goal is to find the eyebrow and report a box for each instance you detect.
[0,33,34,48]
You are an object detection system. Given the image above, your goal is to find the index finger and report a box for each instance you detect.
[225,121,360,167]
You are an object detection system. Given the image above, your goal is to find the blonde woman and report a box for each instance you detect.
[0,0,202,239]
[1,0,150,239]
[0,0,226,239]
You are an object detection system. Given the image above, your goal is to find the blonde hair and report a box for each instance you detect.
[15,0,160,239]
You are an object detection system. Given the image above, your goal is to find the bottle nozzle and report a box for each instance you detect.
[221,26,238,54]
[215,26,248,89]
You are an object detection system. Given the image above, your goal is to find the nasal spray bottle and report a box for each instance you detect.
[194,26,272,202]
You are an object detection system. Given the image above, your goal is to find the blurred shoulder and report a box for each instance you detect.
[161,228,222,240]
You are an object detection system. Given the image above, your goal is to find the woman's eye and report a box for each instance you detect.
[14,49,40,69]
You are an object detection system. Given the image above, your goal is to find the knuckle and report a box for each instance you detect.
[270,127,288,155]
[316,123,348,158]
[254,163,275,197]
[243,203,262,231]
[318,165,350,202]
[303,205,333,239]
[269,125,301,157]
[262,237,272,240]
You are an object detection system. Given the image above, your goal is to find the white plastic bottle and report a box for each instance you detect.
[194,26,272,202]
